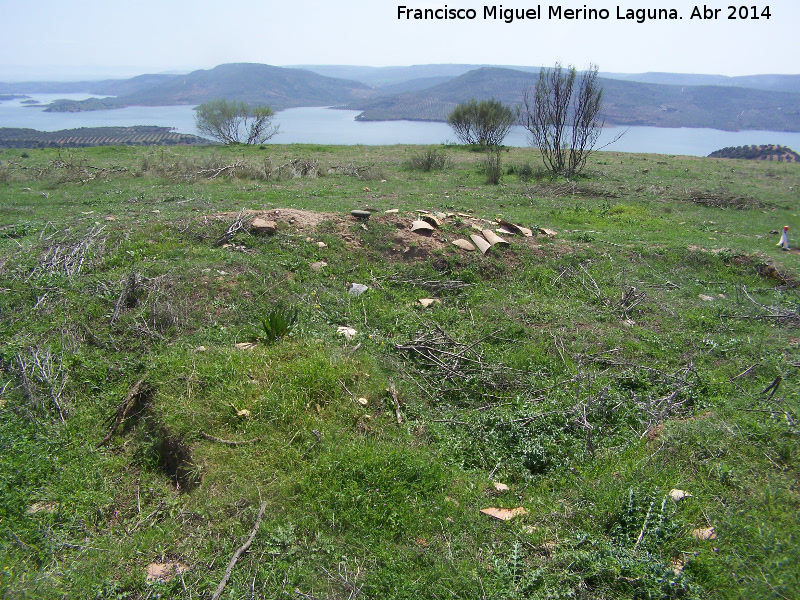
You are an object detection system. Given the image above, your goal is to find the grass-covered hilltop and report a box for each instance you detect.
[1,143,798,599]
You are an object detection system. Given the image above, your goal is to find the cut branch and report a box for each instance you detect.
[211,501,268,600]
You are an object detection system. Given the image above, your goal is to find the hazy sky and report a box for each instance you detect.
[2,0,798,80]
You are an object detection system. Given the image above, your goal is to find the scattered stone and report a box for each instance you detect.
[671,557,685,575]
[493,482,510,492]
[669,489,692,502]
[337,326,357,340]
[26,502,58,514]
[356,397,369,406]
[105,215,117,221]
[698,294,715,302]
[251,218,278,235]
[480,507,527,521]
[234,342,258,350]
[317,241,328,248]
[194,346,207,353]
[310,261,327,272]
[418,298,440,308]
[146,563,189,584]
[385,208,399,214]
[349,283,369,296]
[692,527,717,541]
[351,210,371,219]
[452,239,476,251]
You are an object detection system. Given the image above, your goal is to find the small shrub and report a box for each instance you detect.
[484,147,503,185]
[509,162,535,181]
[257,305,299,343]
[405,148,450,172]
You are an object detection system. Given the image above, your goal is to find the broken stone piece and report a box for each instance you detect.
[337,326,357,340]
[480,507,527,521]
[310,261,327,272]
[669,489,692,502]
[251,218,277,235]
[349,283,369,296]
[692,527,717,541]
[418,298,440,308]
[351,210,371,219]
[146,563,189,584]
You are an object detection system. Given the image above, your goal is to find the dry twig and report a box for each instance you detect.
[211,501,268,600]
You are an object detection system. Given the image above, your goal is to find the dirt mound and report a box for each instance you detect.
[212,208,554,261]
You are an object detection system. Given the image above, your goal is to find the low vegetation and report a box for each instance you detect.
[0,143,798,599]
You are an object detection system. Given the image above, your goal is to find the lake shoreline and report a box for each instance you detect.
[2,97,800,156]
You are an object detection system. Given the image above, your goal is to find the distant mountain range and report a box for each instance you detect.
[2,62,799,132]
[346,67,800,131]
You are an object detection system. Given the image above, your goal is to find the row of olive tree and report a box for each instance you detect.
[446,63,606,180]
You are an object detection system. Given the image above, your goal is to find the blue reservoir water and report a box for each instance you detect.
[2,95,800,157]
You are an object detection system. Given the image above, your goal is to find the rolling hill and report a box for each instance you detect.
[346,67,800,132]
[5,62,800,132]
[38,63,376,113]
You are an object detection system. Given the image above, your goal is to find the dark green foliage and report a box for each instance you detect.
[708,144,799,161]
[447,97,517,146]
[0,126,209,149]
[257,305,299,343]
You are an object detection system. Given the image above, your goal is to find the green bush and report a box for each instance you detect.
[405,148,450,172]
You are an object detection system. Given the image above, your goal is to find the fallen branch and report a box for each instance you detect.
[211,501,268,600]
[199,431,262,446]
[97,378,146,447]
[213,208,250,247]
[388,378,402,424]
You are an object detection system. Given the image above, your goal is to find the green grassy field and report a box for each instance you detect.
[1,143,798,599]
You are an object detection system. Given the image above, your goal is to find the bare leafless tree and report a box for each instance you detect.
[521,64,608,178]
